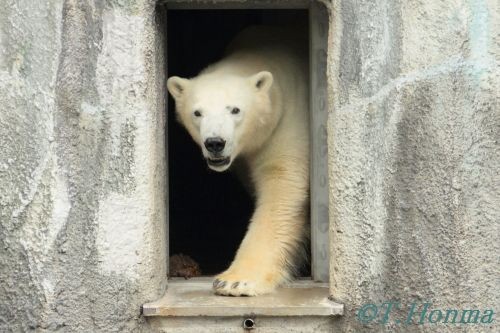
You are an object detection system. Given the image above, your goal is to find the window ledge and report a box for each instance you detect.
[142,278,343,317]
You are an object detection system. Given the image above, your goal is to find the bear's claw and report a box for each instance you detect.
[212,272,277,296]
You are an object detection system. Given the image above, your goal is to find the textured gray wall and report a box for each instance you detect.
[329,0,499,332]
[0,0,498,332]
[0,1,167,331]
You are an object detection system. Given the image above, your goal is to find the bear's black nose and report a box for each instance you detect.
[204,137,226,153]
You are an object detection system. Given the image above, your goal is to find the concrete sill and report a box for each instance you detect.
[142,278,343,317]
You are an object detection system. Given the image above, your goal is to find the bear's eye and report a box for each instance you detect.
[193,110,202,117]
[231,107,240,115]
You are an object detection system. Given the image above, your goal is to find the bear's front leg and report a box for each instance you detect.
[214,163,308,296]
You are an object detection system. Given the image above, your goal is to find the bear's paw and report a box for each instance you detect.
[212,270,279,296]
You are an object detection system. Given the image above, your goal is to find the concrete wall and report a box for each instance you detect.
[0,1,166,331]
[329,0,499,331]
[0,0,498,332]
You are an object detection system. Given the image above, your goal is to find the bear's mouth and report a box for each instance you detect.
[206,157,231,167]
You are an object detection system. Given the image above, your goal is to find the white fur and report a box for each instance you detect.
[167,26,309,296]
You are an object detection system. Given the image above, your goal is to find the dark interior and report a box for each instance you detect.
[165,9,308,276]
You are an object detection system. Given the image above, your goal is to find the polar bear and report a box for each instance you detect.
[167,26,309,296]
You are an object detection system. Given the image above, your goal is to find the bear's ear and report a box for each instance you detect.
[167,76,190,99]
[250,71,273,92]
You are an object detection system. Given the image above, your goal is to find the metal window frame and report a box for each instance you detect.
[162,0,330,283]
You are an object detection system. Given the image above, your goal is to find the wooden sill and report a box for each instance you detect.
[142,278,343,317]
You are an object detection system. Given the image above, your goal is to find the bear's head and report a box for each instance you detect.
[167,71,275,172]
